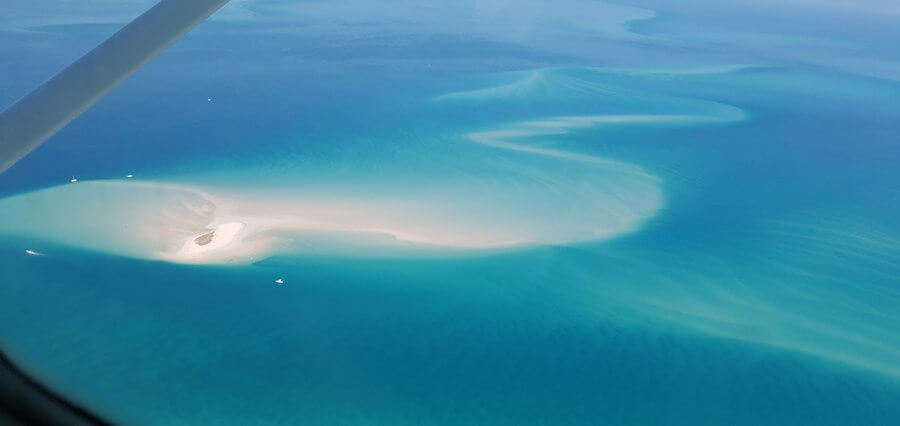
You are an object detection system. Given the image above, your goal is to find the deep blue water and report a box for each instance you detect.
[1,1,899,425]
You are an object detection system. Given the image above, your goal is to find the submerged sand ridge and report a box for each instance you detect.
[0,171,661,264]
[0,69,748,264]
[0,180,218,261]
[0,180,261,264]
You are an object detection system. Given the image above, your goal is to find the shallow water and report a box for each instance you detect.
[1,1,899,424]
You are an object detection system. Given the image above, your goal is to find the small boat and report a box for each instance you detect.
[275,278,285,285]
[25,249,42,256]
[126,174,134,178]
[70,176,78,183]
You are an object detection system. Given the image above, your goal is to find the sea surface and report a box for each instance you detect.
[1,1,899,425]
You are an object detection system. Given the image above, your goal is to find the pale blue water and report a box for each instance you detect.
[1,1,899,425]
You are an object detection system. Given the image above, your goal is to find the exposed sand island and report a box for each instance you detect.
[194,231,216,246]
[174,222,246,261]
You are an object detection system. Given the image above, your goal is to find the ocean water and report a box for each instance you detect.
[1,1,899,425]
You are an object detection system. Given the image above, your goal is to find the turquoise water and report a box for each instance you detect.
[1,1,900,424]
